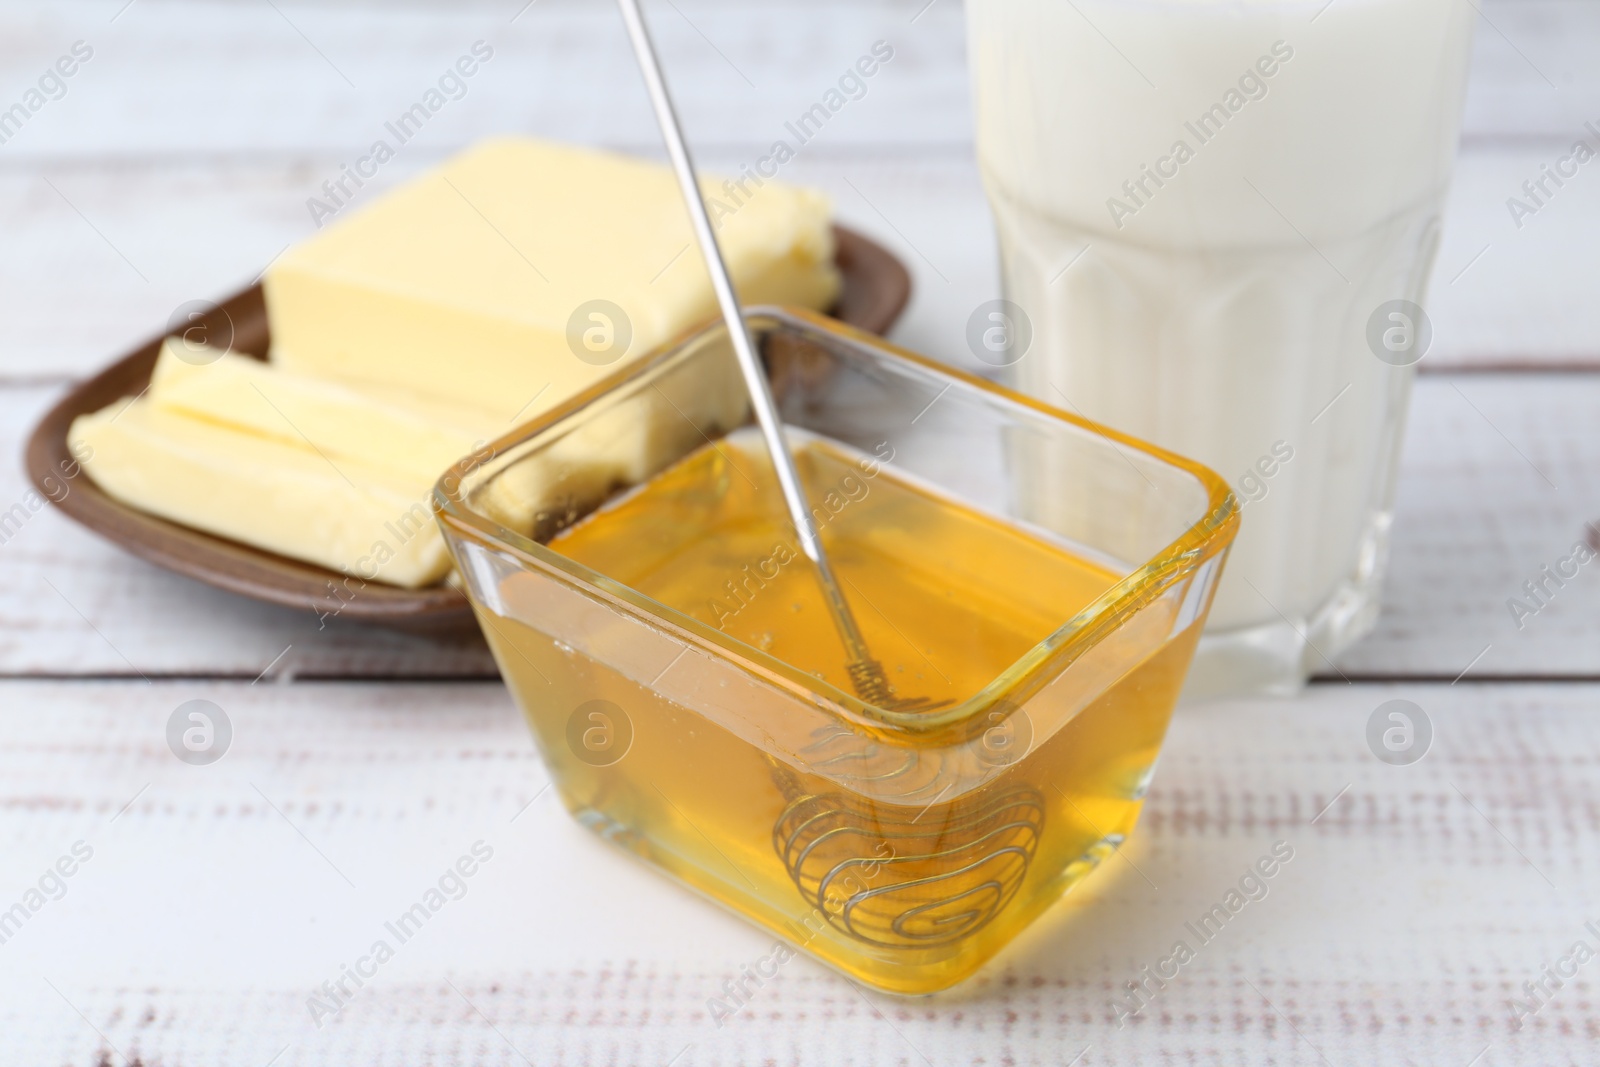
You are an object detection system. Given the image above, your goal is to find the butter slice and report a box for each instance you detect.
[130,337,752,567]
[265,137,840,422]
[150,338,494,489]
[71,400,451,588]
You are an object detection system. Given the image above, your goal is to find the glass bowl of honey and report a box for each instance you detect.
[433,308,1238,995]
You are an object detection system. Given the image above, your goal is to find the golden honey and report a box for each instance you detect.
[473,427,1204,994]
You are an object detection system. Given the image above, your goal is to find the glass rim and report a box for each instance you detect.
[434,306,1239,740]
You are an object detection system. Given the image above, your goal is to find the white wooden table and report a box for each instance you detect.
[2,2,1597,1063]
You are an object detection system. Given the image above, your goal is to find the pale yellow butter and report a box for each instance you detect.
[471,452,614,540]
[265,136,839,422]
[474,350,752,538]
[71,137,816,591]
[71,400,451,588]
[149,338,495,490]
[146,337,749,540]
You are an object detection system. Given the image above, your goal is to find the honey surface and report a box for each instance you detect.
[551,427,1119,706]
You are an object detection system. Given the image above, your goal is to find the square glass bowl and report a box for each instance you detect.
[433,309,1238,995]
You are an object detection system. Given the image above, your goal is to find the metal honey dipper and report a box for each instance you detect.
[769,731,1046,947]
[616,0,934,713]
[617,0,1046,950]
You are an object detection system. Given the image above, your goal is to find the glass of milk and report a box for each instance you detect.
[966,0,1476,694]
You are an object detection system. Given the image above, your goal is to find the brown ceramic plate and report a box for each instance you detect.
[24,226,911,634]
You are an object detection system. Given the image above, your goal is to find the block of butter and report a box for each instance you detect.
[265,136,839,422]
[69,136,823,593]
[70,399,453,588]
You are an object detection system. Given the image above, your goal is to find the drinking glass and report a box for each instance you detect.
[966,0,1476,693]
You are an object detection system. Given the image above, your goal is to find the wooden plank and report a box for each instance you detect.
[0,0,970,158]
[1,372,1595,679]
[0,678,1592,1063]
[0,0,1588,161]
[1332,372,1600,679]
[2,146,1599,382]
[1425,147,1600,370]
[1459,0,1600,143]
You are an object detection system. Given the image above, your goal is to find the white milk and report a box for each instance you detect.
[967,0,1475,693]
